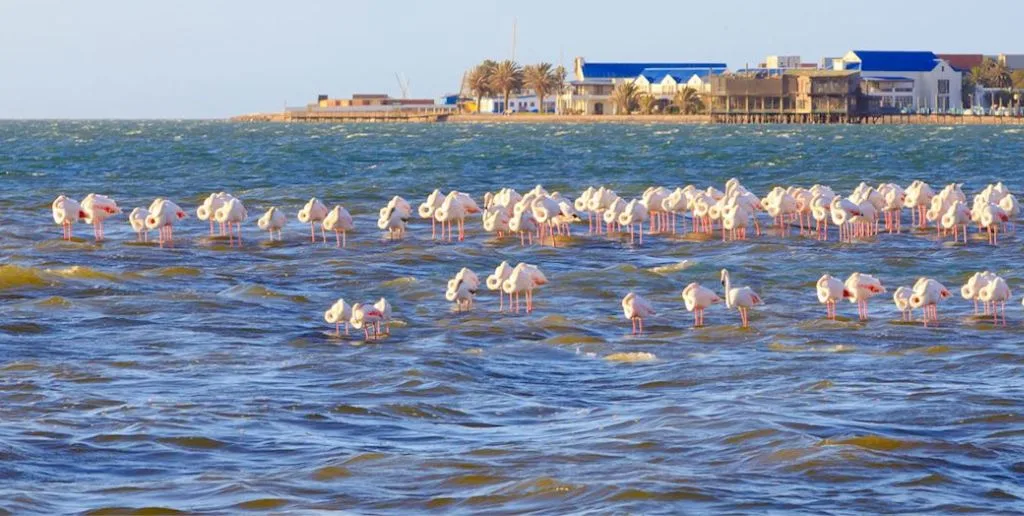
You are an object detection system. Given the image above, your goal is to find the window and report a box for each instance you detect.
[938,79,949,95]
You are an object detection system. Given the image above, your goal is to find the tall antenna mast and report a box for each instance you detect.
[511,18,517,61]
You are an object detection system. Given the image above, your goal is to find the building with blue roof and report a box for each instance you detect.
[839,50,962,112]
[562,57,727,114]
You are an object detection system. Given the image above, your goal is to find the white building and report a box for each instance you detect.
[633,68,715,95]
[478,90,557,114]
[765,55,801,69]
[559,57,727,115]
[839,50,962,112]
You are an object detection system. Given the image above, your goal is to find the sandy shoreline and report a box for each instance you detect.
[447,113,711,124]
[230,111,1024,125]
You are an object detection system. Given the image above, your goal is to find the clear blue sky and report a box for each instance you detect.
[1,0,1021,119]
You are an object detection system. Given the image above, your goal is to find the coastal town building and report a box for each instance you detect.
[758,55,818,70]
[313,94,435,109]
[999,54,1024,70]
[937,54,985,72]
[709,69,860,123]
[477,90,556,114]
[559,57,727,115]
[836,51,962,112]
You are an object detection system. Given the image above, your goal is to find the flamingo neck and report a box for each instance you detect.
[723,273,732,308]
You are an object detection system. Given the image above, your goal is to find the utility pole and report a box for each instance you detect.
[511,18,517,62]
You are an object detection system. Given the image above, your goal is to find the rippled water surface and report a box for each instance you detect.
[1,121,1023,513]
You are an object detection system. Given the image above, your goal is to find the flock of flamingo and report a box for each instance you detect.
[47,179,1021,340]
[326,265,1011,340]
[50,179,1018,248]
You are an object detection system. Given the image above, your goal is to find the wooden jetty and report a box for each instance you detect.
[231,108,454,123]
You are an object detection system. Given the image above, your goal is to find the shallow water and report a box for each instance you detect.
[1,120,1023,513]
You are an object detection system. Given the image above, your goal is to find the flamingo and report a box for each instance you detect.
[575,187,597,233]
[661,187,691,234]
[682,282,720,328]
[830,197,862,243]
[721,202,752,241]
[52,195,84,241]
[720,269,762,328]
[257,206,286,241]
[502,263,547,314]
[418,189,446,240]
[374,297,393,335]
[602,198,627,235]
[486,261,514,311]
[909,277,951,327]
[762,187,798,236]
[878,183,905,233]
[941,201,971,244]
[80,193,122,242]
[531,195,563,247]
[350,302,385,341]
[196,192,234,236]
[978,275,1011,325]
[587,187,620,235]
[844,272,885,321]
[508,209,538,246]
[324,298,351,336]
[297,197,329,243]
[816,274,851,320]
[214,197,247,246]
[904,180,935,228]
[810,193,832,241]
[323,205,354,248]
[618,199,649,245]
[977,203,1008,245]
[446,268,480,312]
[434,191,475,242]
[893,286,913,322]
[482,206,511,239]
[145,198,188,248]
[622,292,656,335]
[961,271,997,315]
[128,207,150,242]
[641,187,671,233]
[378,197,411,240]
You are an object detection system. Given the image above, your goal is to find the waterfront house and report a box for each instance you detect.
[708,69,860,123]
[560,57,727,114]
[477,90,557,114]
[838,51,962,113]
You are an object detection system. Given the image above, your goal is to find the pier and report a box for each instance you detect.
[231,109,454,123]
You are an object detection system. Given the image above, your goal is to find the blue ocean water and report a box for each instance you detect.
[0,120,1022,513]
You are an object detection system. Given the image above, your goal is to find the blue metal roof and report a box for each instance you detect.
[582,62,726,79]
[638,67,716,83]
[850,51,939,72]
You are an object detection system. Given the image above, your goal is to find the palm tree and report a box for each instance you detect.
[1013,71,1024,108]
[551,65,568,114]
[637,93,657,115]
[673,87,704,114]
[466,60,496,113]
[610,81,640,114]
[489,60,524,114]
[990,61,1012,89]
[524,63,555,114]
